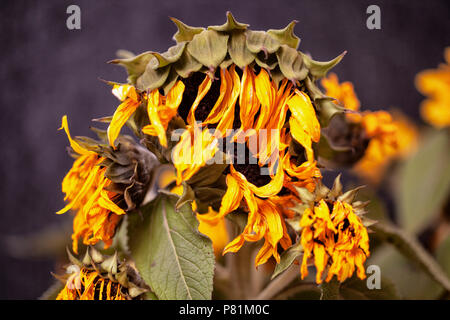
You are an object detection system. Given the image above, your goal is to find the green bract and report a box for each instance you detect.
[111,12,345,126]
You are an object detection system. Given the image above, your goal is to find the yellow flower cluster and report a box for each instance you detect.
[58,116,125,253]
[321,73,418,183]
[300,200,369,283]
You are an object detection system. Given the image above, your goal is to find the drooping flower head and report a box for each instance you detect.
[104,12,347,267]
[58,13,371,284]
[58,116,158,253]
[321,73,418,183]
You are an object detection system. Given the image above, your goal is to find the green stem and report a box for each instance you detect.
[254,265,298,300]
[320,277,340,300]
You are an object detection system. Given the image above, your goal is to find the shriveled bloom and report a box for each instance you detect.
[57,267,127,300]
[354,111,418,182]
[321,73,418,183]
[58,116,125,253]
[415,47,450,128]
[92,13,349,270]
[300,198,370,283]
[169,62,323,266]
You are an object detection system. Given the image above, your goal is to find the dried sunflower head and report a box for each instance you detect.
[102,12,349,266]
[287,175,374,284]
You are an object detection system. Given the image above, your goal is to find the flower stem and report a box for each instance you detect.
[320,277,340,300]
[254,265,298,300]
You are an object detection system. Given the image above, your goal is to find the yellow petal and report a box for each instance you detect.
[107,99,140,147]
[254,69,276,130]
[187,75,212,126]
[59,116,91,156]
[288,90,320,142]
[239,67,260,130]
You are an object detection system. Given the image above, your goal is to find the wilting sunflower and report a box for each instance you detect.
[321,73,418,183]
[415,47,450,128]
[58,116,158,253]
[57,12,371,285]
[291,176,373,284]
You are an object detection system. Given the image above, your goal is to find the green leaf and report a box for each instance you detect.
[436,234,450,277]
[267,21,300,49]
[369,245,442,299]
[175,182,195,210]
[254,52,278,70]
[128,194,215,300]
[174,50,203,78]
[272,241,303,279]
[340,275,400,300]
[246,30,280,54]
[300,51,346,79]
[270,67,285,86]
[136,64,171,92]
[149,43,186,69]
[186,161,228,188]
[162,68,180,96]
[397,130,450,234]
[276,45,308,81]
[372,222,450,293]
[109,51,154,85]
[170,18,204,43]
[304,76,344,127]
[228,31,255,69]
[187,30,229,69]
[208,12,248,32]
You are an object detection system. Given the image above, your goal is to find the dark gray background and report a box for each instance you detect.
[0,0,449,299]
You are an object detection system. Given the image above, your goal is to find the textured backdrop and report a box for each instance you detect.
[0,0,449,299]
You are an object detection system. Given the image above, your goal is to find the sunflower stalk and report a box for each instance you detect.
[255,264,299,300]
[320,277,340,300]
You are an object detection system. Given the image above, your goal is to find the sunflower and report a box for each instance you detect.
[321,73,418,183]
[57,12,371,285]
[291,177,372,284]
[58,116,125,253]
[300,199,369,283]
[58,116,157,253]
[166,63,324,266]
[105,13,347,267]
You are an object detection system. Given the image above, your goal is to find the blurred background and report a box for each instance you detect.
[0,0,449,299]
